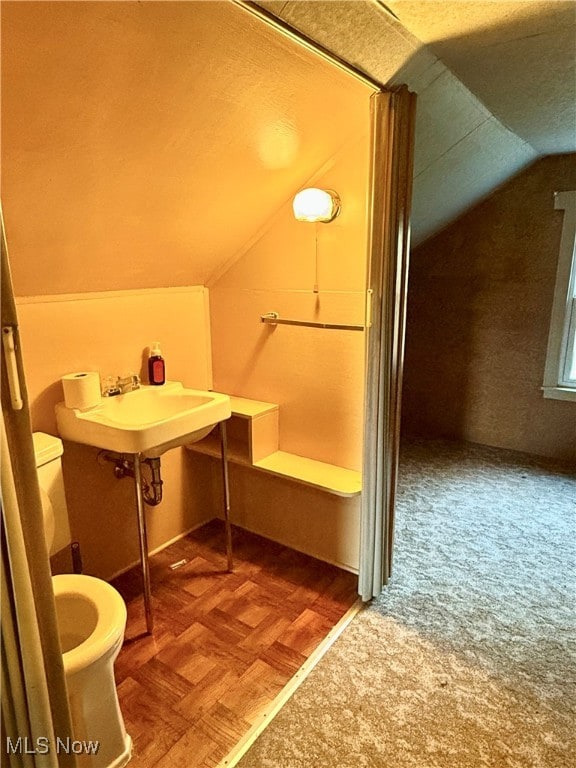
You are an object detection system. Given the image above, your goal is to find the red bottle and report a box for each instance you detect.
[148,342,165,385]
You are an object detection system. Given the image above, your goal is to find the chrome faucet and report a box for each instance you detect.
[102,373,141,397]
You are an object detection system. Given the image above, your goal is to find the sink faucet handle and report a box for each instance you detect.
[102,375,121,397]
[117,371,141,393]
[103,372,141,396]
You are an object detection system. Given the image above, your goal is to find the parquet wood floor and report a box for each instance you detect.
[112,520,358,768]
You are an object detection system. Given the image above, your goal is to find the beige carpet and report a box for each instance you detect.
[237,440,576,768]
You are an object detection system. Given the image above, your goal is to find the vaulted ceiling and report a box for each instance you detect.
[2,0,574,296]
[258,0,576,242]
[1,1,371,295]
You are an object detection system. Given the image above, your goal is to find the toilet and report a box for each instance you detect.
[33,432,132,768]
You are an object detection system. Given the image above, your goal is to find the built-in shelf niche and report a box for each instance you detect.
[186,394,362,498]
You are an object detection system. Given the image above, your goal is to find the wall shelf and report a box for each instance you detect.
[186,394,362,497]
[254,451,361,497]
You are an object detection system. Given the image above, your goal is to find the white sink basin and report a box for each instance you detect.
[55,381,231,457]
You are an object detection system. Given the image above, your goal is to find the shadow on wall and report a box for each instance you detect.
[401,153,576,463]
[402,269,485,440]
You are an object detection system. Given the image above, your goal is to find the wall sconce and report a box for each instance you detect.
[292,188,341,223]
[292,188,341,293]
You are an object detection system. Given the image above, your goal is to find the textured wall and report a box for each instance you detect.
[402,153,576,462]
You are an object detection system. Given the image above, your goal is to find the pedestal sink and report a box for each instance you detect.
[55,381,231,456]
[55,381,232,635]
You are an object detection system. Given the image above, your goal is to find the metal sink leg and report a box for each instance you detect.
[219,421,233,572]
[130,422,231,636]
[133,453,154,634]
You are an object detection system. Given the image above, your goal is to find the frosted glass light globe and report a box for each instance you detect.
[292,188,341,222]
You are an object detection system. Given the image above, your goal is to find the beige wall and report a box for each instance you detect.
[402,153,576,463]
[209,136,370,471]
[17,287,214,579]
[17,288,212,433]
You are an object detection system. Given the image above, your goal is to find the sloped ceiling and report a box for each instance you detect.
[257,0,576,243]
[3,0,574,294]
[1,1,371,296]
[385,0,576,155]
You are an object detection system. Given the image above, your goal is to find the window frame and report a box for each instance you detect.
[543,190,576,401]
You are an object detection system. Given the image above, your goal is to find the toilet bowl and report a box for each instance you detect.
[52,574,130,767]
[33,432,131,768]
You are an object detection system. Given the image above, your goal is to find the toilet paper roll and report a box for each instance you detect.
[61,371,101,410]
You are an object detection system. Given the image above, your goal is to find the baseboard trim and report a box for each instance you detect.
[215,516,359,575]
[106,517,212,583]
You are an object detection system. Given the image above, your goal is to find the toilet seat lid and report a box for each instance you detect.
[33,432,63,467]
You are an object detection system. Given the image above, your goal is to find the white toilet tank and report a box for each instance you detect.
[33,432,72,557]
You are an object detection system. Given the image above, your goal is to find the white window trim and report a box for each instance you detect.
[543,190,576,402]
